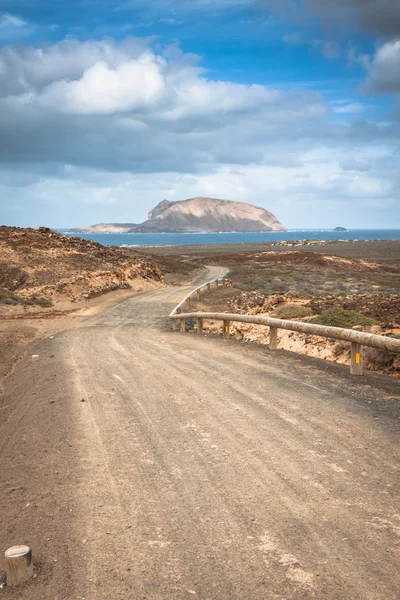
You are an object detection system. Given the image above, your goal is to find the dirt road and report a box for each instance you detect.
[1,267,399,599]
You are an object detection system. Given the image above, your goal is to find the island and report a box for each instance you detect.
[72,197,286,234]
[333,226,348,232]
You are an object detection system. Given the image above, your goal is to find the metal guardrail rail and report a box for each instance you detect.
[170,278,400,376]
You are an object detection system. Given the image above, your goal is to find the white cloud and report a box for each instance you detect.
[40,53,168,114]
[2,39,322,123]
[0,12,30,40]
[0,13,26,27]
[0,37,399,228]
[332,101,365,114]
[362,40,400,95]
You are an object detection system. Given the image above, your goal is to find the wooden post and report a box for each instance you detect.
[198,318,203,334]
[176,307,181,314]
[5,545,33,586]
[215,279,219,289]
[207,283,211,292]
[197,289,201,299]
[223,320,230,338]
[269,326,278,350]
[172,318,177,331]
[351,342,363,375]
[180,320,185,332]
[186,297,191,310]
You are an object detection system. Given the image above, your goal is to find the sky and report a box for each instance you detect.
[0,0,399,229]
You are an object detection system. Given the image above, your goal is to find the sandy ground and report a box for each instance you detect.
[1,266,400,599]
[0,284,161,385]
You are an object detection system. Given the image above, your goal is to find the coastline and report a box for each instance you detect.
[58,229,400,247]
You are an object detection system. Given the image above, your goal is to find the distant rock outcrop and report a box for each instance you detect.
[74,198,285,233]
[134,198,286,233]
[333,226,348,232]
[70,223,137,233]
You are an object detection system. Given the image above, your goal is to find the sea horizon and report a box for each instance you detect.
[57,228,400,247]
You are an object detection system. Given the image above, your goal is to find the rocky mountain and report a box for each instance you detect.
[73,198,285,233]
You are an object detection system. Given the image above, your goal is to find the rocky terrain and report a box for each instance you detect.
[0,226,163,312]
[74,197,286,233]
[2,232,399,379]
[0,226,206,380]
[179,244,400,377]
[0,226,162,378]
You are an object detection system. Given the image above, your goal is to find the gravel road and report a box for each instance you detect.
[1,267,399,600]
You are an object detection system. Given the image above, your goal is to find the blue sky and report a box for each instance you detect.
[0,0,399,228]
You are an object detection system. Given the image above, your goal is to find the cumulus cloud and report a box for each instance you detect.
[39,53,168,114]
[0,37,327,174]
[0,37,399,228]
[362,40,400,96]
[1,38,317,122]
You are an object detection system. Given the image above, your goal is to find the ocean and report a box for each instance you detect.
[58,229,400,247]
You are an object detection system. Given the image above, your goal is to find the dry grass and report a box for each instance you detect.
[312,308,377,328]
[271,304,312,319]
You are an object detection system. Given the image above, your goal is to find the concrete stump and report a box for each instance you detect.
[5,545,33,586]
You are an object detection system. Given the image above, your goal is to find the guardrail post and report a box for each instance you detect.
[186,297,191,310]
[351,342,363,375]
[269,326,278,350]
[215,279,219,289]
[180,319,185,332]
[198,318,203,334]
[223,320,230,338]
[197,289,201,299]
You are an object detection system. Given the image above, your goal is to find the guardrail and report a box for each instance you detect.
[170,278,227,319]
[170,279,400,376]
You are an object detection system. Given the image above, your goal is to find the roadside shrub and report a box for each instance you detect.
[312,308,377,329]
[29,294,53,307]
[271,304,312,319]
[364,347,400,375]
[332,341,351,358]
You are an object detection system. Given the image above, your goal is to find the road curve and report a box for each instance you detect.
[1,269,399,600]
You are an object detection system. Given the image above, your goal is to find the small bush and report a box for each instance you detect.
[364,347,396,370]
[312,308,377,329]
[332,341,351,358]
[272,304,312,319]
[29,294,53,307]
